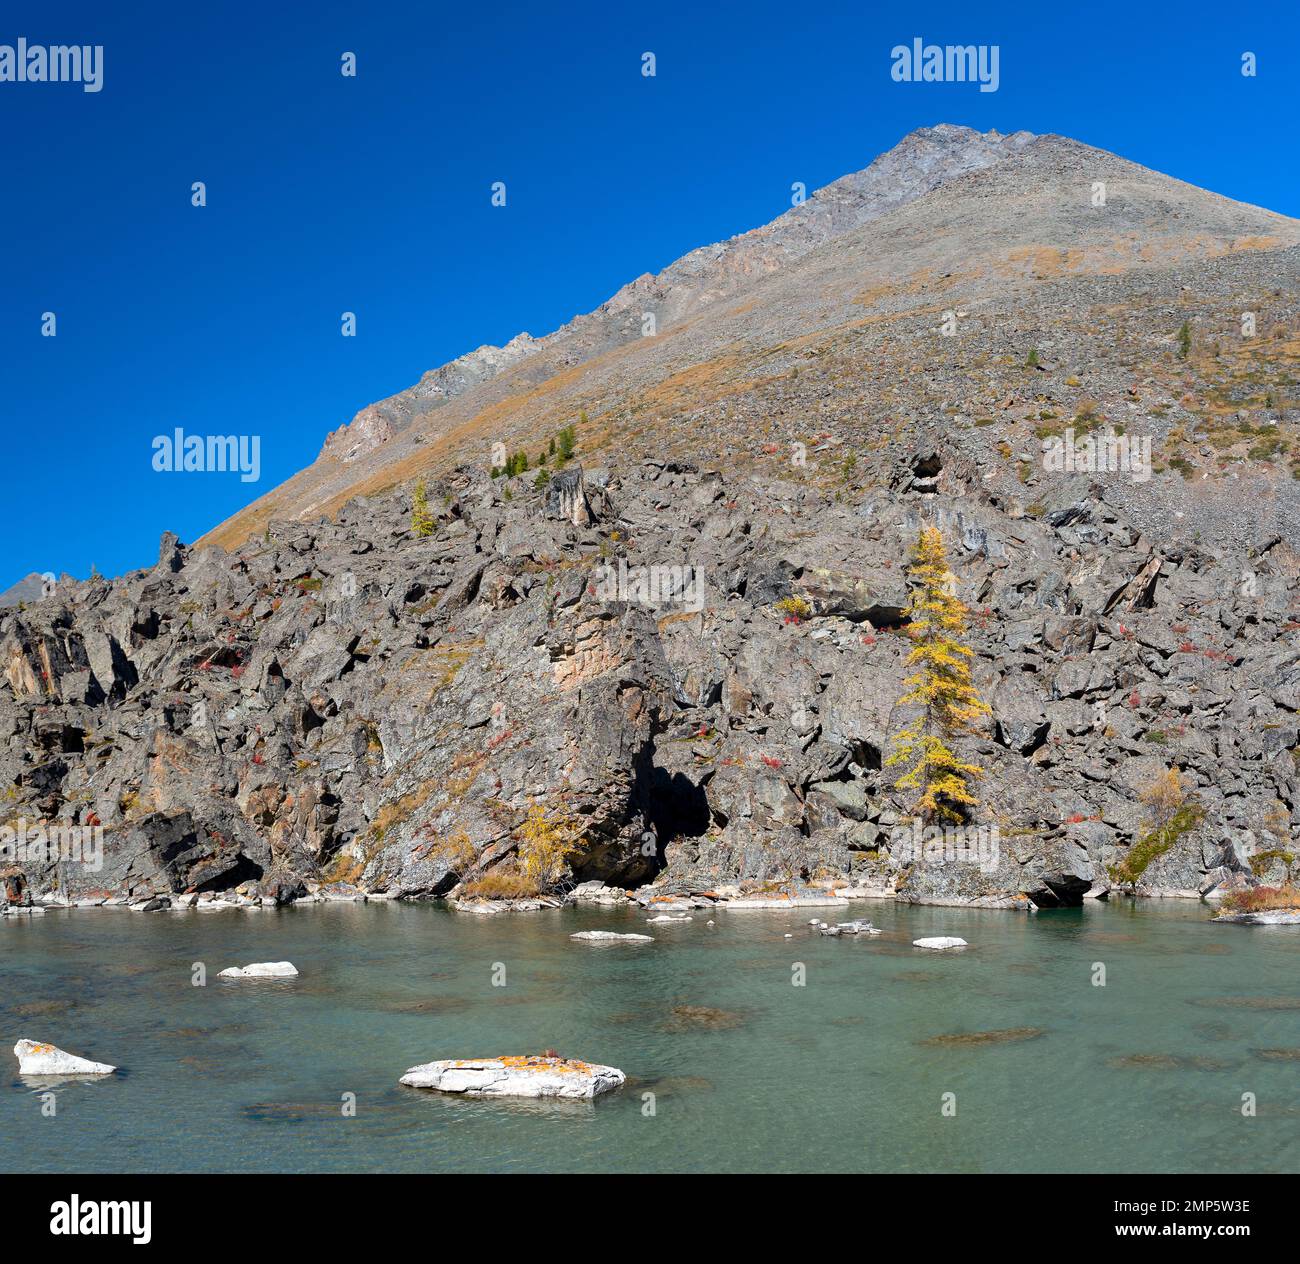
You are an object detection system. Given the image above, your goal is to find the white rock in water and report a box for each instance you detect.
[400,1056,625,1099]
[14,1039,116,1076]
[646,914,691,923]
[912,937,968,950]
[1214,909,1300,925]
[217,961,299,977]
[570,931,654,942]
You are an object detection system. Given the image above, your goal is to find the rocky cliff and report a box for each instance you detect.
[3,126,1298,911]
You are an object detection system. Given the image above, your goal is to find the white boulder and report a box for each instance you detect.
[14,1039,116,1076]
[913,937,968,950]
[400,1055,625,1099]
[722,895,849,909]
[570,931,653,942]
[217,961,299,978]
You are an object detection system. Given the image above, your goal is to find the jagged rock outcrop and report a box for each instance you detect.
[2,443,1296,909]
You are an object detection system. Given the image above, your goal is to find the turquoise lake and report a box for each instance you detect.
[1,899,1297,1173]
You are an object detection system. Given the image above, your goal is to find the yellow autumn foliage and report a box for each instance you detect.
[885,525,990,823]
[517,802,585,891]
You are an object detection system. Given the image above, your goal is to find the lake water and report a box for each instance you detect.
[2,899,1297,1173]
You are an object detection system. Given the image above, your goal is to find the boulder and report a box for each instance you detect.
[217,961,299,977]
[570,930,654,942]
[14,1039,116,1076]
[570,881,631,906]
[913,936,968,950]
[399,1055,625,1099]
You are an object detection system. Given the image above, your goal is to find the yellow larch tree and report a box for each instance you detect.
[886,525,990,823]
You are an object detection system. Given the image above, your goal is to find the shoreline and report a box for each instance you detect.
[2,881,1275,922]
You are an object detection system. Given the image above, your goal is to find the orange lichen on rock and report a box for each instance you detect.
[448,1055,593,1074]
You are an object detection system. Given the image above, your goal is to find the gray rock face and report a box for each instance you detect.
[2,451,1296,909]
[0,573,51,609]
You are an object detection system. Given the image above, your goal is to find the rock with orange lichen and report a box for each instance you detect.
[399,1054,625,1099]
[14,1039,116,1076]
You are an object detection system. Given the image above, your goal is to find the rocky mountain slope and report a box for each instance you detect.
[3,126,1299,912]
[0,573,51,609]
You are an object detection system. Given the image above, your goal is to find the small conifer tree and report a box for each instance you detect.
[411,480,435,537]
[886,526,990,822]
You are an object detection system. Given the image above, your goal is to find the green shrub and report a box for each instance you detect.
[1110,802,1205,886]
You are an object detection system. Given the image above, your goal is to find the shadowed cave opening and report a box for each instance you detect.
[646,766,711,852]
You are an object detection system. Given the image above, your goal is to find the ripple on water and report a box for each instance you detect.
[1193,996,1300,1011]
[625,1075,714,1096]
[9,999,79,1018]
[369,996,473,1016]
[158,1024,253,1040]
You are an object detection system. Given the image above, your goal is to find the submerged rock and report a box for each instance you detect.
[400,1055,625,1099]
[1107,1053,1190,1070]
[818,919,882,936]
[913,936,968,950]
[570,931,653,942]
[662,1004,746,1032]
[921,1026,1044,1047]
[217,961,299,978]
[1212,909,1300,925]
[14,1039,116,1076]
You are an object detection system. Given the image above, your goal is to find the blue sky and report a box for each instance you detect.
[2,0,1297,585]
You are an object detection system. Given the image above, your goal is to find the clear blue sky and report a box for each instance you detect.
[2,0,1296,585]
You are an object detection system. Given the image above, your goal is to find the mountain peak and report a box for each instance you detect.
[202,125,1300,550]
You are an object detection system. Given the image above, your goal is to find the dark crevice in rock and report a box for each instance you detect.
[646,766,711,844]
